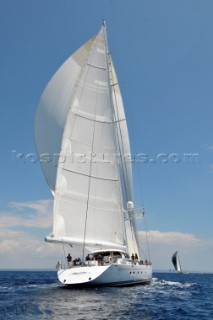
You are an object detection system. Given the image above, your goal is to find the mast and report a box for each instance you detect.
[102,20,129,251]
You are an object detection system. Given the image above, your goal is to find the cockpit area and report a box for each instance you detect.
[84,250,130,266]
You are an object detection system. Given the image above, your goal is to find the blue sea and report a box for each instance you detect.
[0,271,212,319]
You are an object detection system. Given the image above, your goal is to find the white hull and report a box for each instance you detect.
[58,263,152,287]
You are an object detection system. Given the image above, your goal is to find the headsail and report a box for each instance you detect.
[109,57,140,257]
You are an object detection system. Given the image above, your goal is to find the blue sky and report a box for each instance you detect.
[0,0,213,272]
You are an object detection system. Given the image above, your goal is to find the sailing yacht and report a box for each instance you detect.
[171,251,186,274]
[34,20,152,287]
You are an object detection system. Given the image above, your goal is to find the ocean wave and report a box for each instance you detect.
[152,277,196,288]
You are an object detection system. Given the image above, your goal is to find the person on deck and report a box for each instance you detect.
[67,253,72,268]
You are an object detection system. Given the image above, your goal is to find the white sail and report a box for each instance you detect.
[35,23,142,256]
[109,57,140,257]
[39,25,128,250]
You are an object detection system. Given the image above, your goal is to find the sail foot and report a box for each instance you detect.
[45,235,127,251]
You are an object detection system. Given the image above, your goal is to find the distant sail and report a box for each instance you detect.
[171,251,182,273]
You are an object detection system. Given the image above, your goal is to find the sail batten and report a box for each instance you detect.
[86,63,107,70]
[63,168,119,180]
[67,112,113,123]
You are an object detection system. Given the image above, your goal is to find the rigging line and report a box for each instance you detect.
[133,209,149,261]
[130,115,151,260]
[108,58,129,202]
[128,119,151,261]
[126,93,151,260]
[143,216,151,261]
[129,117,145,208]
[62,240,66,266]
[81,80,99,263]
[121,80,145,208]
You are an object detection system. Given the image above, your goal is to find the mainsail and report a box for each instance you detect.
[35,22,140,257]
[171,251,182,273]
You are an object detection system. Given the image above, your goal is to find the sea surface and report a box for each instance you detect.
[0,271,212,319]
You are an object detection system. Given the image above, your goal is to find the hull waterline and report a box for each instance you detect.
[58,263,152,287]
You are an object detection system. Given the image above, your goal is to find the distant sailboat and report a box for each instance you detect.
[171,251,186,274]
[35,20,152,287]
